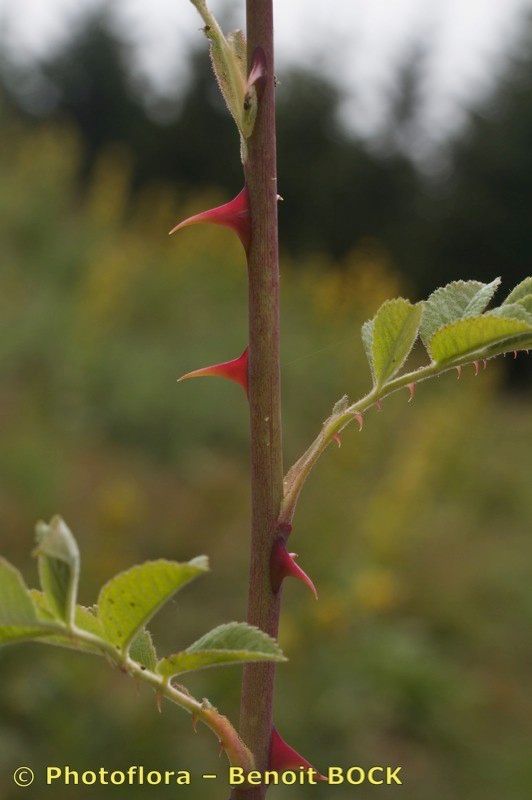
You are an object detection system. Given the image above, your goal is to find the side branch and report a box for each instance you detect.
[280,350,513,527]
[45,621,255,772]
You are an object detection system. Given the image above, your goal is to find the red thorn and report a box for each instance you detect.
[407,383,416,403]
[482,359,488,370]
[169,186,250,251]
[178,347,249,394]
[351,411,364,431]
[270,538,318,599]
[333,432,342,448]
[473,360,480,376]
[375,398,383,412]
[456,365,462,380]
[247,46,267,95]
[270,727,327,781]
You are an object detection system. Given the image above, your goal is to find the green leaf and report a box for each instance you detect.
[191,2,249,138]
[97,557,209,654]
[34,516,80,625]
[420,279,500,346]
[0,557,45,645]
[31,590,107,655]
[489,303,532,324]
[428,315,532,364]
[156,622,286,678]
[517,294,532,315]
[367,298,422,387]
[130,629,158,671]
[503,277,532,305]
[361,318,375,382]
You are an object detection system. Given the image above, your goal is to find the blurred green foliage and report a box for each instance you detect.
[0,114,531,799]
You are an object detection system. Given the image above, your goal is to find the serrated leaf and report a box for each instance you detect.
[97,557,209,654]
[0,558,45,645]
[489,304,532,324]
[0,558,39,626]
[428,315,532,364]
[370,298,422,387]
[517,294,532,315]
[156,622,286,678]
[191,1,248,137]
[332,395,349,415]
[503,277,532,305]
[420,279,500,346]
[130,629,157,671]
[361,318,375,382]
[34,516,80,625]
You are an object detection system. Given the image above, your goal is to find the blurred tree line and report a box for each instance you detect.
[2,9,532,303]
[1,13,532,799]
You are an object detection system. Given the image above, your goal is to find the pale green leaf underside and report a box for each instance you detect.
[428,315,531,364]
[420,279,500,346]
[361,318,375,382]
[130,629,158,671]
[504,277,532,305]
[371,298,422,386]
[490,303,532,323]
[97,557,209,653]
[156,622,286,678]
[34,516,80,624]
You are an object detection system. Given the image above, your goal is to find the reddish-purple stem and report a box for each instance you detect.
[233,1,282,797]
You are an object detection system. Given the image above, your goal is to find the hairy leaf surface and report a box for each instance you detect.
[370,298,422,386]
[420,279,500,346]
[157,622,286,678]
[428,315,531,363]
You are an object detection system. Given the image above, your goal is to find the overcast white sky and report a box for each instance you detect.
[1,0,531,150]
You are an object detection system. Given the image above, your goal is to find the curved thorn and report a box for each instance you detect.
[178,348,249,394]
[456,365,462,380]
[513,350,518,359]
[482,359,488,369]
[270,727,327,781]
[407,382,416,403]
[155,691,163,714]
[169,187,250,251]
[270,538,318,599]
[473,360,480,376]
[375,398,383,412]
[333,432,342,448]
